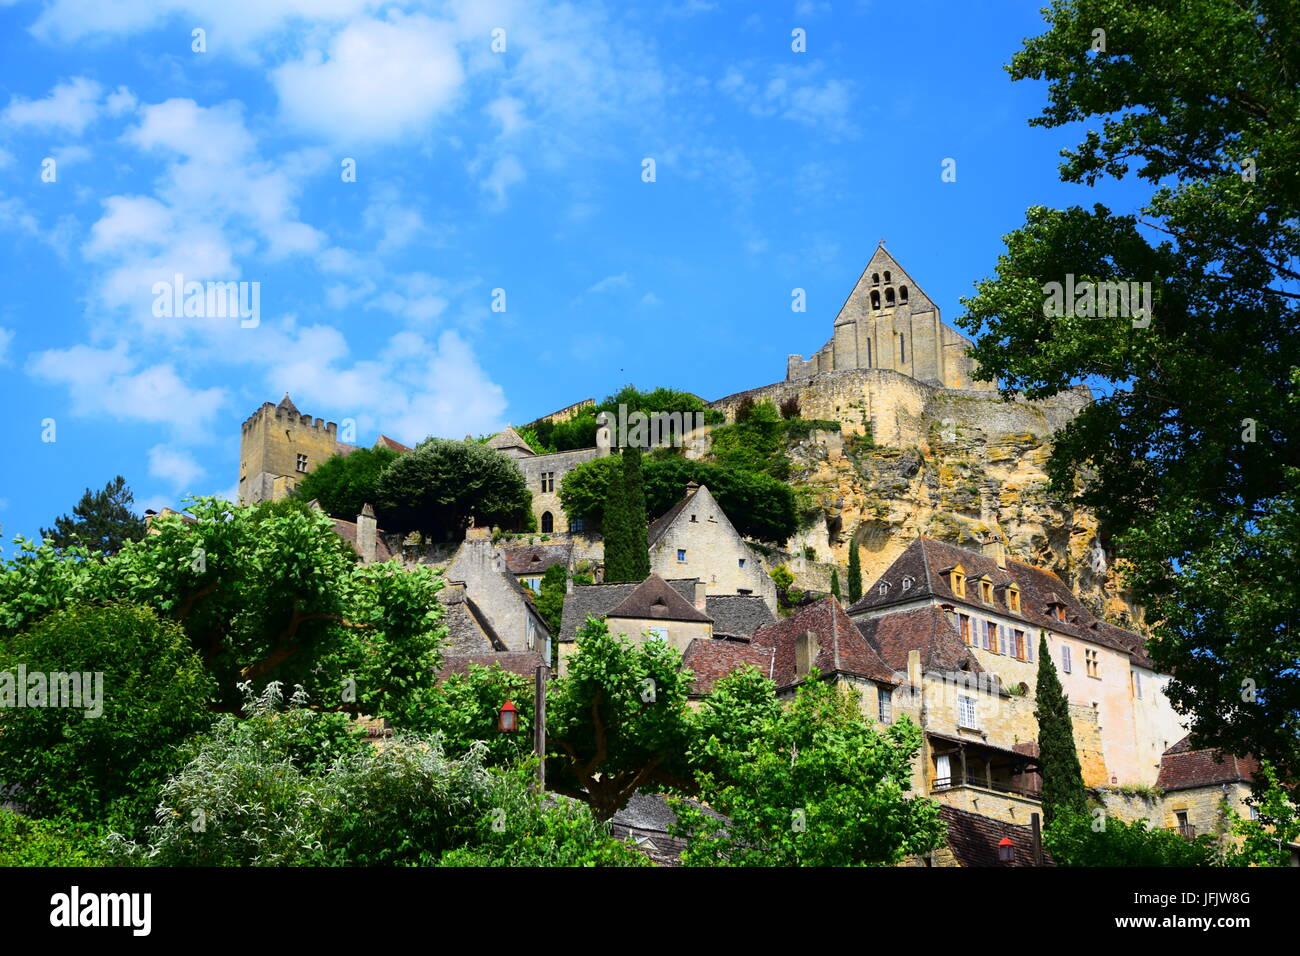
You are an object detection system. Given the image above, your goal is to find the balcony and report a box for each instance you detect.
[1173,823,1198,840]
[932,773,1041,800]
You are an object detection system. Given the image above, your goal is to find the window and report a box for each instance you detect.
[872,272,880,284]
[958,695,977,729]
[900,285,909,303]
[572,518,585,532]
[1051,603,1067,622]
[866,338,872,368]
[879,581,890,597]
[884,270,892,282]
[738,558,746,569]
[540,471,555,493]
[980,581,993,605]
[899,332,906,362]
[647,626,668,643]
[871,290,881,310]
[677,549,687,563]
[877,687,892,723]
[981,620,992,651]
[540,511,554,533]
[886,287,896,307]
[950,565,966,597]
[901,575,914,591]
[690,513,697,522]
[296,454,308,473]
[1085,648,1099,679]
[1133,670,1143,699]
[959,614,972,645]
[1008,585,1021,613]
[526,577,541,593]
[1250,806,1260,821]
[1013,629,1026,660]
[1061,644,1072,673]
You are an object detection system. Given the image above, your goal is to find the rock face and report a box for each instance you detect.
[709,369,1144,632]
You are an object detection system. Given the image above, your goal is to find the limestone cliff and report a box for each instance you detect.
[708,369,1144,633]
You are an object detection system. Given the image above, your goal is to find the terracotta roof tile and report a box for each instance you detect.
[938,806,1054,867]
[856,605,984,676]
[681,638,775,696]
[558,578,699,642]
[1156,742,1259,792]
[751,596,897,688]
[437,652,545,681]
[501,543,571,575]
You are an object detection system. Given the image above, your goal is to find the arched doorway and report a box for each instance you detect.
[541,511,554,533]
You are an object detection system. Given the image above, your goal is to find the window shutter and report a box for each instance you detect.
[981,621,991,650]
[1062,645,1072,673]
[1027,633,1034,662]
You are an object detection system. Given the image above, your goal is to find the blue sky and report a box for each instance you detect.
[0,0,1150,544]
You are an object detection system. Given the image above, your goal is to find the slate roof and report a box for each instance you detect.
[437,652,545,681]
[848,537,1142,658]
[856,604,984,676]
[609,792,723,867]
[607,573,712,624]
[681,638,775,696]
[558,578,700,642]
[705,594,776,636]
[938,806,1054,867]
[647,483,701,545]
[501,543,571,576]
[487,425,535,455]
[1157,737,1259,792]
[751,596,898,689]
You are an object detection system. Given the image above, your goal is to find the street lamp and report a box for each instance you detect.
[997,837,1015,863]
[499,699,519,733]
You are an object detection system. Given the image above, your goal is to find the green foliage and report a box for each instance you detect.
[830,568,841,600]
[709,400,792,479]
[782,418,842,440]
[769,565,794,591]
[526,386,721,453]
[417,662,536,767]
[0,810,116,867]
[1044,810,1219,867]
[1224,762,1300,867]
[0,602,215,830]
[41,475,145,556]
[376,438,531,538]
[601,453,634,582]
[958,0,1300,777]
[109,682,635,866]
[622,446,650,581]
[1034,633,1088,827]
[546,617,696,820]
[560,454,797,544]
[293,446,400,520]
[779,396,801,419]
[671,671,944,866]
[0,497,449,722]
[847,543,862,604]
[535,564,568,639]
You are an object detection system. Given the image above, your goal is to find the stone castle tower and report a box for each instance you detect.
[787,243,994,390]
[238,394,349,504]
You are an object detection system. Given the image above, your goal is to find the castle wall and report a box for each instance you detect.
[515,447,602,533]
[239,402,344,504]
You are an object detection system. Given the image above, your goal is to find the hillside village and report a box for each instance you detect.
[235,246,1284,866]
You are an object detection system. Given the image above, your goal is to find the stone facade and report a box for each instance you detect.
[239,394,350,503]
[515,447,604,534]
[786,244,993,391]
[443,529,551,659]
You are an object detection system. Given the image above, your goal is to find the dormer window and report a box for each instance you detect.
[1050,603,1067,622]
[980,581,993,605]
[1007,584,1021,614]
[879,581,890,597]
[690,514,697,522]
[901,575,914,591]
[950,565,966,597]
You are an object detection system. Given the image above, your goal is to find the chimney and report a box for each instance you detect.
[693,579,707,611]
[357,503,377,564]
[566,575,574,595]
[982,535,1006,570]
[685,480,700,497]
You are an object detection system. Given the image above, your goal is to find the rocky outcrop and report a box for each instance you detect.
[709,369,1144,632]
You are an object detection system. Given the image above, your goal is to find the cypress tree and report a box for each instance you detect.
[830,568,841,601]
[602,453,633,582]
[847,543,862,604]
[622,445,650,581]
[1034,631,1089,828]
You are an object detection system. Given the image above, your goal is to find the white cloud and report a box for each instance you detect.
[587,273,631,294]
[0,147,13,169]
[0,327,13,365]
[148,444,205,490]
[638,292,662,307]
[477,153,525,209]
[104,86,138,116]
[26,343,225,432]
[2,77,102,133]
[272,13,465,142]
[719,63,857,138]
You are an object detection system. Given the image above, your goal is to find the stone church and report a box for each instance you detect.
[787,243,994,391]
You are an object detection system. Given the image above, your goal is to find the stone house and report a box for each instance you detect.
[847,536,1185,789]
[500,542,573,593]
[441,529,552,661]
[648,482,779,613]
[904,806,1054,867]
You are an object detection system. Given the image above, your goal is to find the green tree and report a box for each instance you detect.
[41,475,145,555]
[0,602,215,829]
[670,670,944,866]
[560,454,798,544]
[418,661,535,767]
[293,445,400,519]
[601,453,634,582]
[545,617,696,821]
[1225,762,1300,867]
[535,564,568,640]
[376,438,531,538]
[709,400,792,479]
[830,568,841,601]
[622,446,650,581]
[1044,809,1219,867]
[957,0,1300,777]
[846,543,862,604]
[1035,633,1088,827]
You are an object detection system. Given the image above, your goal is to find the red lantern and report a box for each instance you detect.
[997,837,1015,863]
[499,699,519,733]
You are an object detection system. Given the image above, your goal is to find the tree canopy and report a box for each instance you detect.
[957,0,1300,777]
[293,445,400,520]
[40,475,145,555]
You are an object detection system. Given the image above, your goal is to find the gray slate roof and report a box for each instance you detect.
[558,578,699,642]
[705,594,775,637]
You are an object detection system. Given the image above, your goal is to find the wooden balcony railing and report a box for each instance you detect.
[931,774,1041,800]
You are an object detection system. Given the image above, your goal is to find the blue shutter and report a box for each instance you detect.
[1027,632,1034,662]
[981,621,990,650]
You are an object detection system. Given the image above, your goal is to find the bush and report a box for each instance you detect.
[1044,809,1220,867]
[376,438,531,538]
[293,446,400,520]
[779,396,801,419]
[0,810,117,867]
[0,602,215,830]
